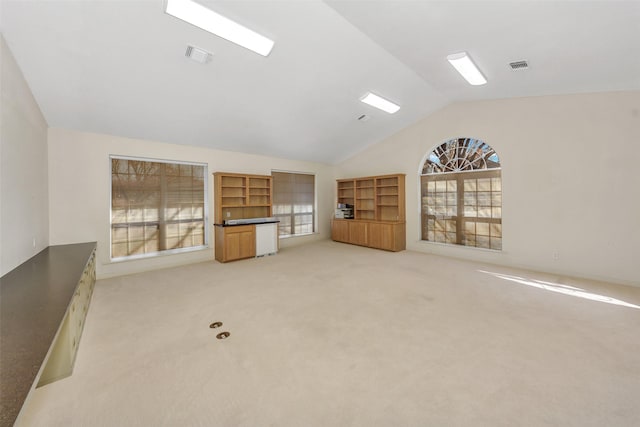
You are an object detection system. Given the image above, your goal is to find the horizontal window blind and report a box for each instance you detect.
[111,157,206,259]
[272,171,315,237]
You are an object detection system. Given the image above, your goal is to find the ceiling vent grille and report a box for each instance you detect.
[185,45,212,64]
[509,60,529,70]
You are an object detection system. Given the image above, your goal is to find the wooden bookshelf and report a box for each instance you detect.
[355,178,375,220]
[332,174,405,251]
[375,175,404,221]
[337,179,355,207]
[214,172,272,224]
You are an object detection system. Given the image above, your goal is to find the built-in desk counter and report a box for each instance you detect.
[214,219,279,263]
[0,242,96,427]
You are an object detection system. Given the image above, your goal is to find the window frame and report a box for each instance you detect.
[419,138,502,251]
[109,155,209,262]
[271,170,317,239]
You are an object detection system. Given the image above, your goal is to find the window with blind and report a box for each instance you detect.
[272,171,315,237]
[111,156,207,259]
[420,138,502,250]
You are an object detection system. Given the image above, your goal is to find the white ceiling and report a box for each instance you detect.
[2,0,639,164]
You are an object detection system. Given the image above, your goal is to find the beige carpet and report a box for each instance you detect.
[18,241,640,426]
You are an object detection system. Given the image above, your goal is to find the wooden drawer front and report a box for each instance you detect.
[224,225,254,234]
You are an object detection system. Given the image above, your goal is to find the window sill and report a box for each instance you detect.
[278,232,316,239]
[109,245,210,264]
[417,239,502,253]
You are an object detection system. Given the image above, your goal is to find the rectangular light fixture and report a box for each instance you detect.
[165,0,274,57]
[446,52,487,86]
[360,92,400,114]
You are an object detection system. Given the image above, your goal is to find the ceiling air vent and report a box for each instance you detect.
[185,45,212,64]
[509,60,529,70]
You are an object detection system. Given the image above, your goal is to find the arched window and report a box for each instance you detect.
[420,138,502,250]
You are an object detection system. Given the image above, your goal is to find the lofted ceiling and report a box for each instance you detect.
[1,1,639,164]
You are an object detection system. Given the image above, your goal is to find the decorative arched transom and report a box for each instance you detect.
[422,138,500,174]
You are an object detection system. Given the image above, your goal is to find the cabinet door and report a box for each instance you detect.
[348,222,368,246]
[222,225,256,261]
[368,222,393,250]
[237,229,256,258]
[331,220,350,242]
[225,232,242,260]
[368,222,405,251]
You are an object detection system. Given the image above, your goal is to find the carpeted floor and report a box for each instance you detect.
[18,241,640,426]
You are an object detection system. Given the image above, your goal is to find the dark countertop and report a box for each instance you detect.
[214,220,280,227]
[0,242,96,427]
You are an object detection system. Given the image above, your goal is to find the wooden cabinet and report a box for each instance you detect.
[213,172,273,262]
[214,225,256,262]
[348,221,369,246]
[331,219,350,242]
[214,172,272,224]
[368,222,406,252]
[332,220,406,252]
[332,174,406,252]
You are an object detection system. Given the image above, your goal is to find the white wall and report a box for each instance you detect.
[337,91,640,287]
[48,128,334,278]
[0,34,49,276]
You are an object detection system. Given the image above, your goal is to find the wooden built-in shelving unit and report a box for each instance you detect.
[337,180,355,207]
[214,172,272,224]
[332,174,406,252]
[213,172,273,263]
[356,178,375,220]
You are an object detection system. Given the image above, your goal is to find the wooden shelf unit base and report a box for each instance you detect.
[332,219,405,252]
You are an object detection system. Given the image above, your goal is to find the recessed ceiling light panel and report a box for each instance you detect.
[165,0,274,57]
[447,52,487,86]
[360,92,400,114]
